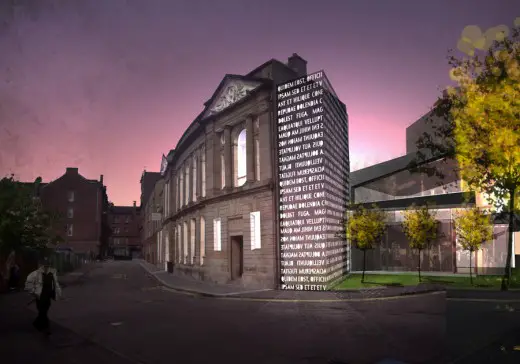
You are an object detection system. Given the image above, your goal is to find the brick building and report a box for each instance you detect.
[151,54,351,290]
[40,167,109,257]
[107,202,141,258]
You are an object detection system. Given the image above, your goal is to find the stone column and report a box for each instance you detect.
[188,157,194,204]
[246,115,255,182]
[196,149,201,198]
[224,126,232,188]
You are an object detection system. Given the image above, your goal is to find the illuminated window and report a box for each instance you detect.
[255,138,260,181]
[192,158,197,202]
[67,191,75,202]
[177,224,182,263]
[183,222,188,264]
[213,218,222,251]
[201,147,206,197]
[179,172,184,207]
[184,165,189,205]
[190,219,196,264]
[67,207,74,219]
[66,224,73,237]
[237,129,247,186]
[200,216,206,265]
[250,211,261,250]
[221,153,225,189]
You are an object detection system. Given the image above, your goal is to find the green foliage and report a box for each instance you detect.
[0,175,63,255]
[454,207,494,253]
[345,204,387,251]
[401,204,438,251]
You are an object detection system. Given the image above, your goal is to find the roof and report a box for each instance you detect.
[351,148,443,187]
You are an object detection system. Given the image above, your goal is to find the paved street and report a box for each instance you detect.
[445,291,520,363]
[2,261,446,364]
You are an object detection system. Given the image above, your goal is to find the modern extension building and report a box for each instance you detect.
[350,107,519,275]
[148,54,350,290]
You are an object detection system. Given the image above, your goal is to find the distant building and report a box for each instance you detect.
[40,167,109,258]
[139,171,163,264]
[107,202,141,258]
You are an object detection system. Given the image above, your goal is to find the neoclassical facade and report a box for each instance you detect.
[151,55,310,289]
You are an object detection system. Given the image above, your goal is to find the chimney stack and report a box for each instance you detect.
[287,53,307,78]
[100,174,104,184]
[66,167,78,175]
[133,201,136,207]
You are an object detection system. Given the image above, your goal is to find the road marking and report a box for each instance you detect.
[111,274,127,279]
[157,286,443,302]
[110,322,123,326]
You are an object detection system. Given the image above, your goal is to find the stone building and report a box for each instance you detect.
[140,170,164,265]
[107,202,141,258]
[40,167,109,257]
[154,54,351,290]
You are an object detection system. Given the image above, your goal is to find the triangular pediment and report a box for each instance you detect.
[203,76,263,118]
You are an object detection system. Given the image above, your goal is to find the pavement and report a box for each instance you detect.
[1,260,447,363]
[137,259,445,301]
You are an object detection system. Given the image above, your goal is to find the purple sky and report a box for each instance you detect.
[0,0,517,205]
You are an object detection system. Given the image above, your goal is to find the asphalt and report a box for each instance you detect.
[2,260,446,364]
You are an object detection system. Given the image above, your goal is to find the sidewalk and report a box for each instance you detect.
[137,259,445,301]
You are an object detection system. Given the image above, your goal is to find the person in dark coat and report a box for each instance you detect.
[25,257,62,335]
[8,263,20,291]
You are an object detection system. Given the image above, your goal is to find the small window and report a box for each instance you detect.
[213,218,222,251]
[125,216,130,223]
[67,207,74,219]
[250,211,261,250]
[124,227,128,233]
[67,224,73,237]
[67,191,75,202]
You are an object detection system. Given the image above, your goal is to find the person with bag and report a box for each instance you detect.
[25,257,62,335]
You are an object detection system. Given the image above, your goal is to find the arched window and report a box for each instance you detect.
[236,129,247,186]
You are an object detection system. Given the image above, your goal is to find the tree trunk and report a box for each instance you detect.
[418,249,422,282]
[501,188,516,291]
[469,250,473,285]
[362,249,366,283]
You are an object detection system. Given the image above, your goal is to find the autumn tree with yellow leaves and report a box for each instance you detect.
[401,204,438,282]
[411,18,520,290]
[454,207,494,285]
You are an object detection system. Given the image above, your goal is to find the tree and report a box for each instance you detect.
[410,20,520,290]
[454,207,494,284]
[345,204,387,282]
[401,204,438,282]
[0,175,62,256]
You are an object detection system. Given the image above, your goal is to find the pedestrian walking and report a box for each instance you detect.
[25,257,62,335]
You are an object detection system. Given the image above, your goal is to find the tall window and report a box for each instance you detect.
[255,138,260,181]
[221,153,225,189]
[164,183,169,217]
[177,224,182,263]
[179,171,184,207]
[184,165,189,205]
[67,224,73,237]
[176,175,180,210]
[67,207,74,218]
[192,158,197,202]
[183,222,188,264]
[213,218,222,251]
[200,217,206,265]
[190,219,196,264]
[201,147,206,197]
[67,191,75,202]
[237,129,247,186]
[250,211,261,250]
